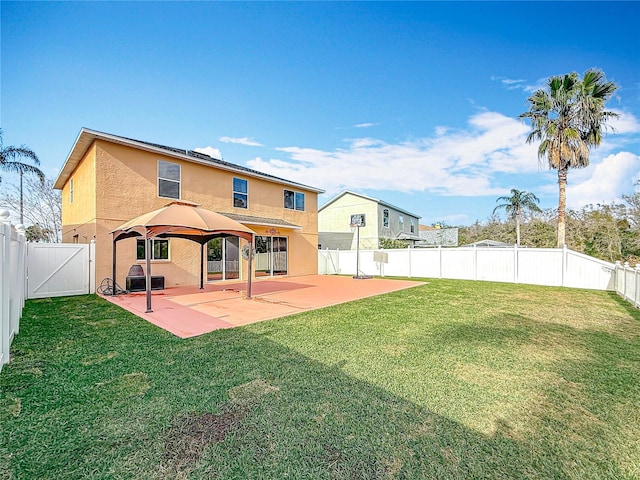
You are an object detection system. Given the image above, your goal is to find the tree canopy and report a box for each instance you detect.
[519,69,618,247]
[0,129,44,184]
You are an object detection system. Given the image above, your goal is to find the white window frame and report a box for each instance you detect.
[383,209,389,228]
[158,160,181,199]
[136,239,170,261]
[233,177,248,209]
[69,178,74,204]
[284,189,305,211]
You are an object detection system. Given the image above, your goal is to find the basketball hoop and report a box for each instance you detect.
[349,213,371,279]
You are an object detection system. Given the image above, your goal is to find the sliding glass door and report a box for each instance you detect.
[207,237,240,281]
[255,236,287,277]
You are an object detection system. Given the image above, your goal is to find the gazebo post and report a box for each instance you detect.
[200,242,205,290]
[112,238,117,296]
[145,236,152,313]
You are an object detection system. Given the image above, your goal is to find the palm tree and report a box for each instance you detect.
[0,129,45,223]
[493,188,542,246]
[519,69,618,247]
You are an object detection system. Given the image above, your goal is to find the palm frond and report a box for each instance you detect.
[0,136,44,184]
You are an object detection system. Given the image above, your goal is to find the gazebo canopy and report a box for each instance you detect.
[110,201,255,312]
[112,201,254,243]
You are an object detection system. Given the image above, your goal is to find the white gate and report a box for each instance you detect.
[27,242,95,299]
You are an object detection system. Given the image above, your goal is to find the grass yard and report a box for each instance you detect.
[1,279,639,479]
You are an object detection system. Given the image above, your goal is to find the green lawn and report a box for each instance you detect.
[1,279,639,479]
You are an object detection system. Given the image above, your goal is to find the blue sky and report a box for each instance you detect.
[2,1,639,226]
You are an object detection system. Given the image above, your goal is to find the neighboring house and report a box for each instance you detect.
[54,128,324,288]
[318,191,421,250]
[416,224,459,247]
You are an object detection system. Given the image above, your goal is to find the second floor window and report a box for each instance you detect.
[158,160,180,199]
[284,190,305,211]
[69,178,74,204]
[399,215,404,231]
[383,209,389,228]
[410,219,415,233]
[233,178,248,208]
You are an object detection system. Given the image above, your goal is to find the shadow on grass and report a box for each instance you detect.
[0,293,637,479]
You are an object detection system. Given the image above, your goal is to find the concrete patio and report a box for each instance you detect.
[101,275,425,338]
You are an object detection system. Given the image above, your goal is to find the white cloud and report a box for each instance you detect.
[243,109,638,215]
[436,213,471,226]
[491,75,544,92]
[353,122,377,128]
[248,111,535,196]
[608,109,640,135]
[566,151,640,208]
[193,146,222,159]
[219,136,263,147]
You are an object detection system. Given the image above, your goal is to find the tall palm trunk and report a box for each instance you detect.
[557,166,568,247]
[515,208,521,246]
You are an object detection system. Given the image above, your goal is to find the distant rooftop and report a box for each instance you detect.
[319,190,421,219]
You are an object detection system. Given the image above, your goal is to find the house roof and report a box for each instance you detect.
[419,224,437,231]
[53,128,324,193]
[461,239,515,248]
[220,213,302,230]
[396,232,423,241]
[318,190,421,219]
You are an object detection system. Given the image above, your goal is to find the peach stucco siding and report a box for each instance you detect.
[61,143,97,229]
[60,136,320,288]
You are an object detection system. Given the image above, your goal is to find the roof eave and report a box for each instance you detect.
[239,220,302,230]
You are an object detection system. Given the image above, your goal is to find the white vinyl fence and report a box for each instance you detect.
[1,214,27,373]
[614,261,640,308]
[319,245,616,291]
[1,207,95,372]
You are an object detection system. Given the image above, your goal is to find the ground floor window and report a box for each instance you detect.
[136,239,169,260]
[255,236,287,277]
[207,237,240,281]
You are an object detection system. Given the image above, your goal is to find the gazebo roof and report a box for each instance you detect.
[111,201,255,243]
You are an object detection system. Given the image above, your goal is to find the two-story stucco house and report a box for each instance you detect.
[318,191,421,249]
[54,129,323,288]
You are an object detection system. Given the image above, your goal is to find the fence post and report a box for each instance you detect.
[562,245,568,287]
[1,211,10,369]
[89,239,96,294]
[474,243,478,281]
[439,245,442,279]
[514,244,518,284]
[407,246,412,278]
[624,262,630,302]
[14,225,26,337]
[635,264,640,308]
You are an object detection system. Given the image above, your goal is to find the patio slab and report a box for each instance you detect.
[101,275,425,338]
